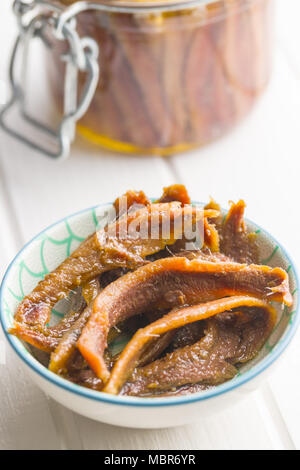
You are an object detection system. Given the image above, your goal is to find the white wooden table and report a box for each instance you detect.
[0,0,300,450]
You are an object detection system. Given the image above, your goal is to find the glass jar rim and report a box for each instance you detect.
[81,0,214,9]
[52,0,251,14]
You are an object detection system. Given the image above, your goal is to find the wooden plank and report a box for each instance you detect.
[0,160,62,450]
[268,340,300,449]
[73,395,275,450]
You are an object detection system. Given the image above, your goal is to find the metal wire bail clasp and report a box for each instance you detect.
[0,0,100,160]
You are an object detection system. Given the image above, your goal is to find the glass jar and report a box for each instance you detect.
[40,0,275,155]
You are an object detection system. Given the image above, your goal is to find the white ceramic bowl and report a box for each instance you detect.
[0,202,299,428]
